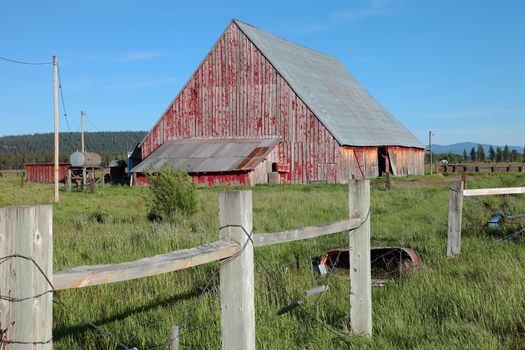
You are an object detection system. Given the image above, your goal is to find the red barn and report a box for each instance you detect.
[131,20,424,185]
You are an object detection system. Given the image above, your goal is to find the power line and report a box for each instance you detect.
[84,113,101,132]
[56,62,71,132]
[0,56,53,65]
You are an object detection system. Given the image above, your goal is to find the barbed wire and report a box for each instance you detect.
[1,210,373,349]
[0,254,134,349]
[53,297,135,350]
[153,223,256,349]
[454,178,525,242]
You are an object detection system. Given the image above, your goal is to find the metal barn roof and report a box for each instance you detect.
[235,20,423,149]
[131,137,280,174]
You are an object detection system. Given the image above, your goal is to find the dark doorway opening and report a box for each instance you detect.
[378,147,389,176]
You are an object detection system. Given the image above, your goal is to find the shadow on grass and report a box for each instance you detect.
[53,287,201,342]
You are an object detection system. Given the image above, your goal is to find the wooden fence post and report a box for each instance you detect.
[90,170,95,193]
[82,167,86,190]
[65,169,72,192]
[348,179,372,336]
[0,205,53,349]
[219,191,255,350]
[171,325,179,350]
[447,181,464,257]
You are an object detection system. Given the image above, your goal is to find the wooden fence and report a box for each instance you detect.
[437,164,525,174]
[0,179,371,349]
[447,184,525,257]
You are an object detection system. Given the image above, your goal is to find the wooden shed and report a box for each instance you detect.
[131,19,424,185]
[25,163,69,183]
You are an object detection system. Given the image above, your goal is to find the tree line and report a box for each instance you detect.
[463,144,524,162]
[429,144,525,164]
[0,131,147,170]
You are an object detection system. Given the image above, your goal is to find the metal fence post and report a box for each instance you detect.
[348,179,372,336]
[0,205,53,349]
[219,191,255,350]
[447,181,464,257]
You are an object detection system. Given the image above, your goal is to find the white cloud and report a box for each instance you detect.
[283,0,398,36]
[332,0,390,23]
[125,51,164,61]
[104,77,179,89]
[404,109,524,119]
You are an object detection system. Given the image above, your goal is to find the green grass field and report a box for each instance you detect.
[1,172,525,349]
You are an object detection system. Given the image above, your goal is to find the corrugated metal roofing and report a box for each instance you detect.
[131,137,280,174]
[235,20,423,148]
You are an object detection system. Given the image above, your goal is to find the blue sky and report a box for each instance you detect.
[1,0,524,147]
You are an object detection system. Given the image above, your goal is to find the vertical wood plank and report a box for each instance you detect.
[447,181,464,257]
[348,179,372,336]
[219,191,255,350]
[0,205,53,349]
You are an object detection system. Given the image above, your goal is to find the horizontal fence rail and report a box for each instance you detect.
[463,187,525,197]
[253,219,361,247]
[54,240,241,290]
[54,220,359,290]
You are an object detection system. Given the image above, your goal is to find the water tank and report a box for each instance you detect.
[70,152,102,168]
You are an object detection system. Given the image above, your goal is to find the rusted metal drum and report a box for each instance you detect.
[70,152,102,168]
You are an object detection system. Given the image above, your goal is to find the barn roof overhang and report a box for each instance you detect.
[131,137,280,174]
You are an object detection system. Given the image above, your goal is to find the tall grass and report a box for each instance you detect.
[1,172,524,349]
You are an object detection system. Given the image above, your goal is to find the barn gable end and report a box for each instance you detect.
[137,20,341,184]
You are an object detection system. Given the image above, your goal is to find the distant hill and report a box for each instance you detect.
[430,142,524,155]
[0,131,147,154]
[0,131,147,169]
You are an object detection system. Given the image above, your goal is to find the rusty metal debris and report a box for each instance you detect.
[488,212,525,229]
[318,247,422,283]
[277,285,329,316]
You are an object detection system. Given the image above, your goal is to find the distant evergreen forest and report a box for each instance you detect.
[0,131,147,169]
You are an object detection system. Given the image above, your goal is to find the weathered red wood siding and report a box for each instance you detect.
[140,22,340,184]
[338,147,379,181]
[135,172,250,186]
[338,146,423,180]
[26,163,69,183]
[387,147,424,176]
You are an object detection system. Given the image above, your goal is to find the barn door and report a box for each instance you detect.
[387,148,397,176]
[353,150,365,179]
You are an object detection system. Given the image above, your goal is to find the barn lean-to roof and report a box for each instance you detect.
[233,20,423,149]
[132,137,279,174]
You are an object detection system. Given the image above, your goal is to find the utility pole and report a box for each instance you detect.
[81,111,86,189]
[81,111,85,152]
[53,56,59,202]
[429,131,434,175]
